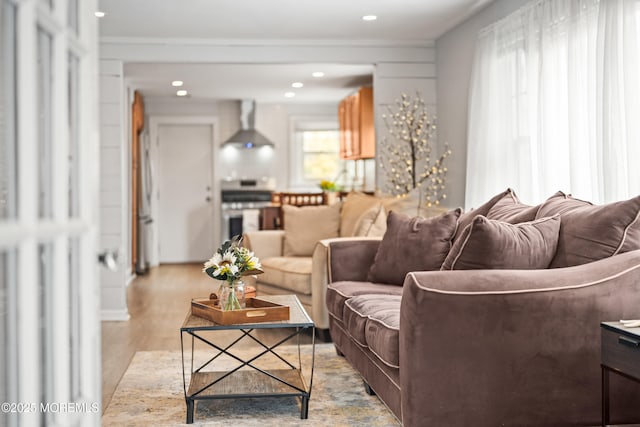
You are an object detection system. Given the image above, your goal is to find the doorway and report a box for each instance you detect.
[157,123,216,263]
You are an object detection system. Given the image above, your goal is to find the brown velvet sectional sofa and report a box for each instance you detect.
[326,189,640,426]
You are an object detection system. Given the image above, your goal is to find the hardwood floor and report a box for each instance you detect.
[101,264,313,411]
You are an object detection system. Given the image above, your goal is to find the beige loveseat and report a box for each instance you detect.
[243,192,397,338]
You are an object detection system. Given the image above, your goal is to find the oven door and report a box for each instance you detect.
[222,208,244,240]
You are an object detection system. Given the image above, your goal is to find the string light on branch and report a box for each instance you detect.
[379,92,451,208]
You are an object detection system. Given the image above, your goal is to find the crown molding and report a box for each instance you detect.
[99,36,435,49]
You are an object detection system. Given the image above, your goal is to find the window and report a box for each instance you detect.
[301,130,340,181]
[466,0,640,207]
[290,117,351,190]
[1,0,16,220]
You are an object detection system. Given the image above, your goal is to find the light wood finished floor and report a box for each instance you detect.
[101,264,312,411]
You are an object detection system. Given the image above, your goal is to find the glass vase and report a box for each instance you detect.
[218,279,245,311]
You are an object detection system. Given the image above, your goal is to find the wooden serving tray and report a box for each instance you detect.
[191,297,290,325]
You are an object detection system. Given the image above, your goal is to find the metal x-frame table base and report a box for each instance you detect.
[181,325,315,424]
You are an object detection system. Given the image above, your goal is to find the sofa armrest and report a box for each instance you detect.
[311,237,381,329]
[327,238,381,283]
[242,230,285,258]
[399,250,640,427]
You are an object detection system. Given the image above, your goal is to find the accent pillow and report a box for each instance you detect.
[353,204,387,237]
[486,189,539,224]
[441,215,561,270]
[283,203,341,256]
[340,192,383,237]
[340,191,399,237]
[535,191,640,268]
[367,209,461,285]
[454,188,513,242]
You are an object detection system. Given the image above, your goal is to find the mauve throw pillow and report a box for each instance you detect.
[535,191,640,268]
[441,215,561,270]
[367,209,461,285]
[486,189,539,224]
[454,188,513,243]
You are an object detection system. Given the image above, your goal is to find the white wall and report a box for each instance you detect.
[99,59,130,321]
[374,57,438,195]
[435,0,529,209]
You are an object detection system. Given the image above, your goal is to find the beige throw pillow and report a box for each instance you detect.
[340,192,384,237]
[353,204,387,237]
[283,203,341,256]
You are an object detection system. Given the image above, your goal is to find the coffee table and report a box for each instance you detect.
[180,294,315,424]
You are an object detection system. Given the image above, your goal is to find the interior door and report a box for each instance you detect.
[158,123,214,263]
[0,1,101,426]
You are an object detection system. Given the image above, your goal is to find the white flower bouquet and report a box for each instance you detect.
[203,235,263,310]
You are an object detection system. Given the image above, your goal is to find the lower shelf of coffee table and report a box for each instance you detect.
[187,369,307,398]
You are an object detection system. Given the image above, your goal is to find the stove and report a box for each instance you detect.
[220,178,276,239]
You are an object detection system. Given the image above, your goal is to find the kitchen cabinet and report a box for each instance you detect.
[338,86,374,160]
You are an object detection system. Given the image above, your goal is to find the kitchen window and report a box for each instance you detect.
[301,130,340,181]
[290,117,344,190]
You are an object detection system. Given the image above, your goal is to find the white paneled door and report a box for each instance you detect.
[0,1,101,426]
[158,123,215,263]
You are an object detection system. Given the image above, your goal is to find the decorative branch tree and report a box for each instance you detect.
[379,92,451,210]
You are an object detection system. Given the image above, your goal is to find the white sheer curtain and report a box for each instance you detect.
[466,0,640,207]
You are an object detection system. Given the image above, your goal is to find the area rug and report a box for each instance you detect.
[102,343,400,426]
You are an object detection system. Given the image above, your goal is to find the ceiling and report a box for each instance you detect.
[98,0,493,103]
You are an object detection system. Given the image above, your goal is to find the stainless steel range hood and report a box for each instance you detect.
[223,99,275,148]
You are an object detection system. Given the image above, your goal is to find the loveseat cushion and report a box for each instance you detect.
[343,294,401,368]
[367,209,461,285]
[536,191,640,268]
[326,281,402,322]
[282,203,341,256]
[441,215,561,270]
[258,256,313,295]
[486,189,539,223]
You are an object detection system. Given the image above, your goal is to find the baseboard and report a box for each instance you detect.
[126,270,136,287]
[101,309,130,321]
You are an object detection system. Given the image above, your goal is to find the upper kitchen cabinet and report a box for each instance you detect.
[338,86,375,160]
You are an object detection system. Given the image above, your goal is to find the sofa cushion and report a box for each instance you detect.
[365,308,400,368]
[367,209,461,285]
[441,215,561,270]
[536,191,640,268]
[258,256,313,295]
[326,281,402,322]
[283,203,341,256]
[343,294,401,368]
[486,189,539,223]
[454,188,513,242]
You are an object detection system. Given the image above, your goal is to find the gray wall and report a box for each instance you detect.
[435,0,529,209]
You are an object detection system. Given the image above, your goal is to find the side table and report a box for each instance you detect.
[180,294,315,424]
[601,321,640,427]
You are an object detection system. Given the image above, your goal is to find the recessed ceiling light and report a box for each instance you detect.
[94,11,106,18]
[171,80,184,87]
[312,72,325,78]
[284,92,296,98]
[362,15,377,21]
[176,90,188,97]
[291,82,304,88]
